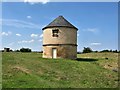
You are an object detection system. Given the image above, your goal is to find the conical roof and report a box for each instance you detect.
[42,16,78,30]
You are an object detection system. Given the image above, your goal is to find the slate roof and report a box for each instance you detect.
[42,16,78,30]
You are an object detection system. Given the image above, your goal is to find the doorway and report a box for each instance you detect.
[52,48,57,59]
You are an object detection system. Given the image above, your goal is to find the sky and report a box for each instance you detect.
[1,2,118,51]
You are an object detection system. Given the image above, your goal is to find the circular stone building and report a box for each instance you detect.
[42,16,78,59]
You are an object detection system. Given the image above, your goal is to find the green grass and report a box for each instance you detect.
[2,52,118,88]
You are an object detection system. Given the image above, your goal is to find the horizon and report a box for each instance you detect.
[1,2,118,52]
[1,46,119,52]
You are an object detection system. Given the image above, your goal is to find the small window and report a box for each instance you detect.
[52,29,59,37]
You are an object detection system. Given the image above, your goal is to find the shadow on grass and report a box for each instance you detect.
[76,58,98,62]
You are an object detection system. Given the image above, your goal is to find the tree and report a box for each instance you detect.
[14,50,20,52]
[20,48,31,52]
[82,47,93,53]
[113,50,118,53]
[39,51,43,53]
[110,49,112,52]
[100,49,118,53]
[77,51,82,54]
[100,50,109,52]
[93,51,98,53]
[10,49,13,52]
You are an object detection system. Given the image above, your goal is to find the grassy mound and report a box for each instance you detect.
[2,52,118,88]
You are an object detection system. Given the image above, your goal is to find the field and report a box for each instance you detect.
[2,52,119,88]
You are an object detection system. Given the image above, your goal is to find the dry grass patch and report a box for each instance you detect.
[12,66,30,75]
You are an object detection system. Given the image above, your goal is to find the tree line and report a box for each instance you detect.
[14,48,43,53]
[77,47,119,54]
[1,48,32,52]
[1,47,119,53]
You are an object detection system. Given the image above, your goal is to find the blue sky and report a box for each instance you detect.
[1,2,118,51]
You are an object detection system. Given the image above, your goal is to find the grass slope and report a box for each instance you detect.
[2,52,118,88]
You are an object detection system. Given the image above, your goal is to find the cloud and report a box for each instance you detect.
[1,31,12,36]
[1,32,8,36]
[40,34,43,38]
[16,33,21,36]
[1,19,41,29]
[31,34,38,38]
[90,43,101,46]
[18,39,34,44]
[24,0,49,4]
[29,39,34,43]
[27,16,32,19]
[83,28,99,33]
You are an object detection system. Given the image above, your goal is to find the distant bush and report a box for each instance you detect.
[112,50,118,53]
[100,49,118,53]
[77,52,82,54]
[14,50,20,52]
[93,51,98,53]
[81,47,119,53]
[100,50,110,52]
[39,51,43,53]
[82,47,93,53]
[20,48,31,52]
[10,50,13,52]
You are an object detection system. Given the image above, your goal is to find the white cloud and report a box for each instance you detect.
[87,28,98,32]
[27,16,32,19]
[1,32,8,36]
[1,31,12,36]
[31,34,38,38]
[90,43,101,46]
[29,39,34,43]
[16,33,21,36]
[18,39,34,44]
[40,34,43,38]
[24,0,49,4]
[83,28,99,33]
[1,19,41,29]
